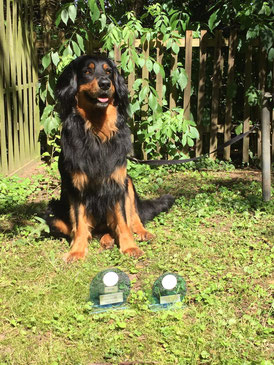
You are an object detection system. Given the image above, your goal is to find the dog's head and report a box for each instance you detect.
[55,55,129,118]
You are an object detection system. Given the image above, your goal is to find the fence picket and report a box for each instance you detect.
[183,30,193,120]
[243,45,252,163]
[0,1,8,173]
[224,30,237,160]
[0,0,39,175]
[258,46,267,159]
[196,30,207,156]
[210,30,223,159]
[156,38,164,106]
[1,24,270,172]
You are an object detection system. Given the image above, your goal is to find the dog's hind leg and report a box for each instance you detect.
[63,203,93,263]
[51,219,72,236]
[127,178,154,242]
[107,202,144,258]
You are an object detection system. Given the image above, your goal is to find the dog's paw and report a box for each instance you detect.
[63,249,87,263]
[136,230,155,242]
[123,247,144,258]
[100,233,115,250]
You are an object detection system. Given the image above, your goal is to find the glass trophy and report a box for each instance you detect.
[150,273,187,310]
[89,268,131,312]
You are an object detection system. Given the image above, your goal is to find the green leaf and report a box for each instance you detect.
[148,92,158,111]
[98,0,105,13]
[153,62,160,74]
[189,126,199,139]
[61,9,69,25]
[172,42,180,54]
[208,11,220,32]
[146,59,153,72]
[100,13,107,31]
[187,136,194,147]
[72,41,81,56]
[63,44,73,56]
[138,57,145,68]
[235,124,243,135]
[88,0,100,22]
[268,47,274,62]
[42,53,51,70]
[129,100,140,115]
[68,4,77,23]
[51,52,60,67]
[43,115,61,136]
[177,69,188,91]
[41,105,54,125]
[76,34,85,52]
[139,85,149,102]
[133,79,142,91]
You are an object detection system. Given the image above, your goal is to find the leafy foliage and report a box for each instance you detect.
[39,1,199,160]
[38,0,273,161]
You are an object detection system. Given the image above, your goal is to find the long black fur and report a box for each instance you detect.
[49,55,174,236]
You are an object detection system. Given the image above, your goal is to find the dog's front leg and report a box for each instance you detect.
[63,203,93,263]
[107,202,144,258]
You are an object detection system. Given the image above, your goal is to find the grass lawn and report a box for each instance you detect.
[0,161,273,365]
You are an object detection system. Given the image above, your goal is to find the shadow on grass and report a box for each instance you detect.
[0,201,48,234]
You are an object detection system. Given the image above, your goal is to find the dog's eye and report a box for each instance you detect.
[105,69,111,75]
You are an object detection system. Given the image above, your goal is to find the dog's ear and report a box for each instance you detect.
[55,58,79,116]
[110,61,129,116]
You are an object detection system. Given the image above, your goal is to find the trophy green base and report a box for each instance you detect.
[150,273,187,311]
[89,268,131,313]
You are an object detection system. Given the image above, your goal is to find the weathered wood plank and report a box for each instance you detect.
[210,30,223,159]
[114,44,121,66]
[258,45,267,159]
[243,45,252,163]
[156,38,164,106]
[0,0,8,174]
[224,31,237,160]
[29,0,40,157]
[141,41,150,159]
[196,30,207,156]
[5,0,15,172]
[183,30,193,120]
[11,0,20,169]
[21,1,31,161]
[16,0,26,165]
[25,2,35,156]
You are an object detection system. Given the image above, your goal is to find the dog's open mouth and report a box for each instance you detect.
[84,92,110,106]
[97,97,109,103]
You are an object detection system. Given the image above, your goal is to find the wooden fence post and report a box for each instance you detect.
[258,46,267,159]
[183,30,193,120]
[156,37,164,106]
[243,45,252,163]
[224,30,237,160]
[196,30,207,156]
[210,30,223,159]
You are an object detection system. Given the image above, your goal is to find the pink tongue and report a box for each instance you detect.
[98,97,109,103]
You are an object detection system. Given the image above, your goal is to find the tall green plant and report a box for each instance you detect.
[39,1,199,160]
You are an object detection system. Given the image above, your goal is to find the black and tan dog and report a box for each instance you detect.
[48,55,174,262]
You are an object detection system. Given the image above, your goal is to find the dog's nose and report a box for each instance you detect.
[98,78,111,90]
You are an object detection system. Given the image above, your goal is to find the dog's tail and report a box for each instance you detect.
[46,198,71,236]
[134,188,175,224]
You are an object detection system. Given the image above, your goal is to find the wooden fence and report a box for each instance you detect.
[114,31,273,162]
[0,21,273,174]
[0,0,40,176]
